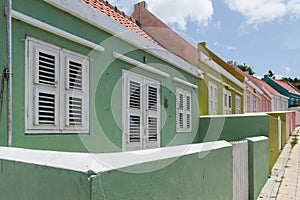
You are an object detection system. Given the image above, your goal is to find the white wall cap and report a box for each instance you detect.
[247,136,269,142]
[0,141,231,173]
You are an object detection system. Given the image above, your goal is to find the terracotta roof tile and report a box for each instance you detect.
[254,78,280,94]
[273,79,300,95]
[81,0,157,44]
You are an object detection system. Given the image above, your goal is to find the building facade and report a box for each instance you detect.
[263,75,300,108]
[0,0,203,152]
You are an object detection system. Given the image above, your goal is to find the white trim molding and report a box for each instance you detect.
[113,51,170,78]
[11,9,105,52]
[206,73,244,96]
[43,0,204,78]
[199,51,244,89]
[246,79,263,95]
[172,77,198,89]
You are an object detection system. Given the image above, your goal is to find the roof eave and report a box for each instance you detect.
[43,0,204,78]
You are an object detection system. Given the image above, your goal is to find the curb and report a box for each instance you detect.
[257,127,300,200]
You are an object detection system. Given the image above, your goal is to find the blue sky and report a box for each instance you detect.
[110,0,300,79]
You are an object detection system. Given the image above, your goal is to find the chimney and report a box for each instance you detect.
[134,1,148,11]
[199,42,207,47]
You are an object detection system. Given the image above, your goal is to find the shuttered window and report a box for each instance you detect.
[123,71,160,151]
[236,96,241,114]
[176,88,192,132]
[129,115,141,142]
[208,82,218,115]
[26,38,89,134]
[38,52,56,86]
[223,89,232,115]
[38,92,56,124]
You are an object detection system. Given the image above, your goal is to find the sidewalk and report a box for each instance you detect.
[258,126,300,200]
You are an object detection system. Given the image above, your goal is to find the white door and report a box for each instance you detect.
[223,89,232,114]
[208,82,218,115]
[122,71,160,151]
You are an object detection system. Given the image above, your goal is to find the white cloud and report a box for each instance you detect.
[109,0,300,29]
[212,41,236,51]
[109,0,214,31]
[224,0,287,24]
[214,20,222,30]
[282,65,291,74]
[287,0,300,15]
[274,74,284,79]
[213,41,220,47]
[225,44,237,51]
[147,0,214,30]
[224,0,300,25]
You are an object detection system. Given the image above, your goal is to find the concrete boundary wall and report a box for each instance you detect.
[0,141,233,200]
[198,113,289,171]
[247,136,269,200]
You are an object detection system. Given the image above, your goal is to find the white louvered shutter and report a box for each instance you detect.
[26,38,89,133]
[208,82,218,115]
[208,84,213,114]
[228,93,232,114]
[122,71,161,151]
[176,88,192,132]
[32,45,60,128]
[185,90,192,132]
[63,52,89,131]
[124,72,143,151]
[144,80,160,149]
[176,88,184,131]
[223,89,232,114]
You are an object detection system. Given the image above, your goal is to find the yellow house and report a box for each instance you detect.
[198,42,245,115]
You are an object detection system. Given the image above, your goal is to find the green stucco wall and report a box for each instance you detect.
[198,114,269,143]
[0,0,8,147]
[0,143,233,200]
[247,137,270,200]
[91,146,233,200]
[0,0,199,152]
[0,160,91,200]
[198,114,284,171]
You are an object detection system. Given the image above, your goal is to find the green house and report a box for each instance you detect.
[0,0,204,153]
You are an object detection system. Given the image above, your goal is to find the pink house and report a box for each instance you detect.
[229,63,267,113]
[252,77,272,112]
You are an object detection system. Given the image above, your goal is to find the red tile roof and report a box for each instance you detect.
[81,0,157,44]
[254,77,280,94]
[273,79,300,95]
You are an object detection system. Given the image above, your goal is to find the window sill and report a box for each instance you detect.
[25,129,90,135]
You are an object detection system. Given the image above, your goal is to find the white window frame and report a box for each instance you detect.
[246,94,251,113]
[176,88,192,132]
[252,97,257,112]
[235,96,241,114]
[274,99,278,111]
[223,89,232,115]
[122,70,161,151]
[208,81,218,115]
[25,37,89,134]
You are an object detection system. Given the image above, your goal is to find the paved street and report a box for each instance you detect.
[259,127,300,200]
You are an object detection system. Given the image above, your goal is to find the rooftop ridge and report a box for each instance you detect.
[84,0,138,23]
[81,0,156,42]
